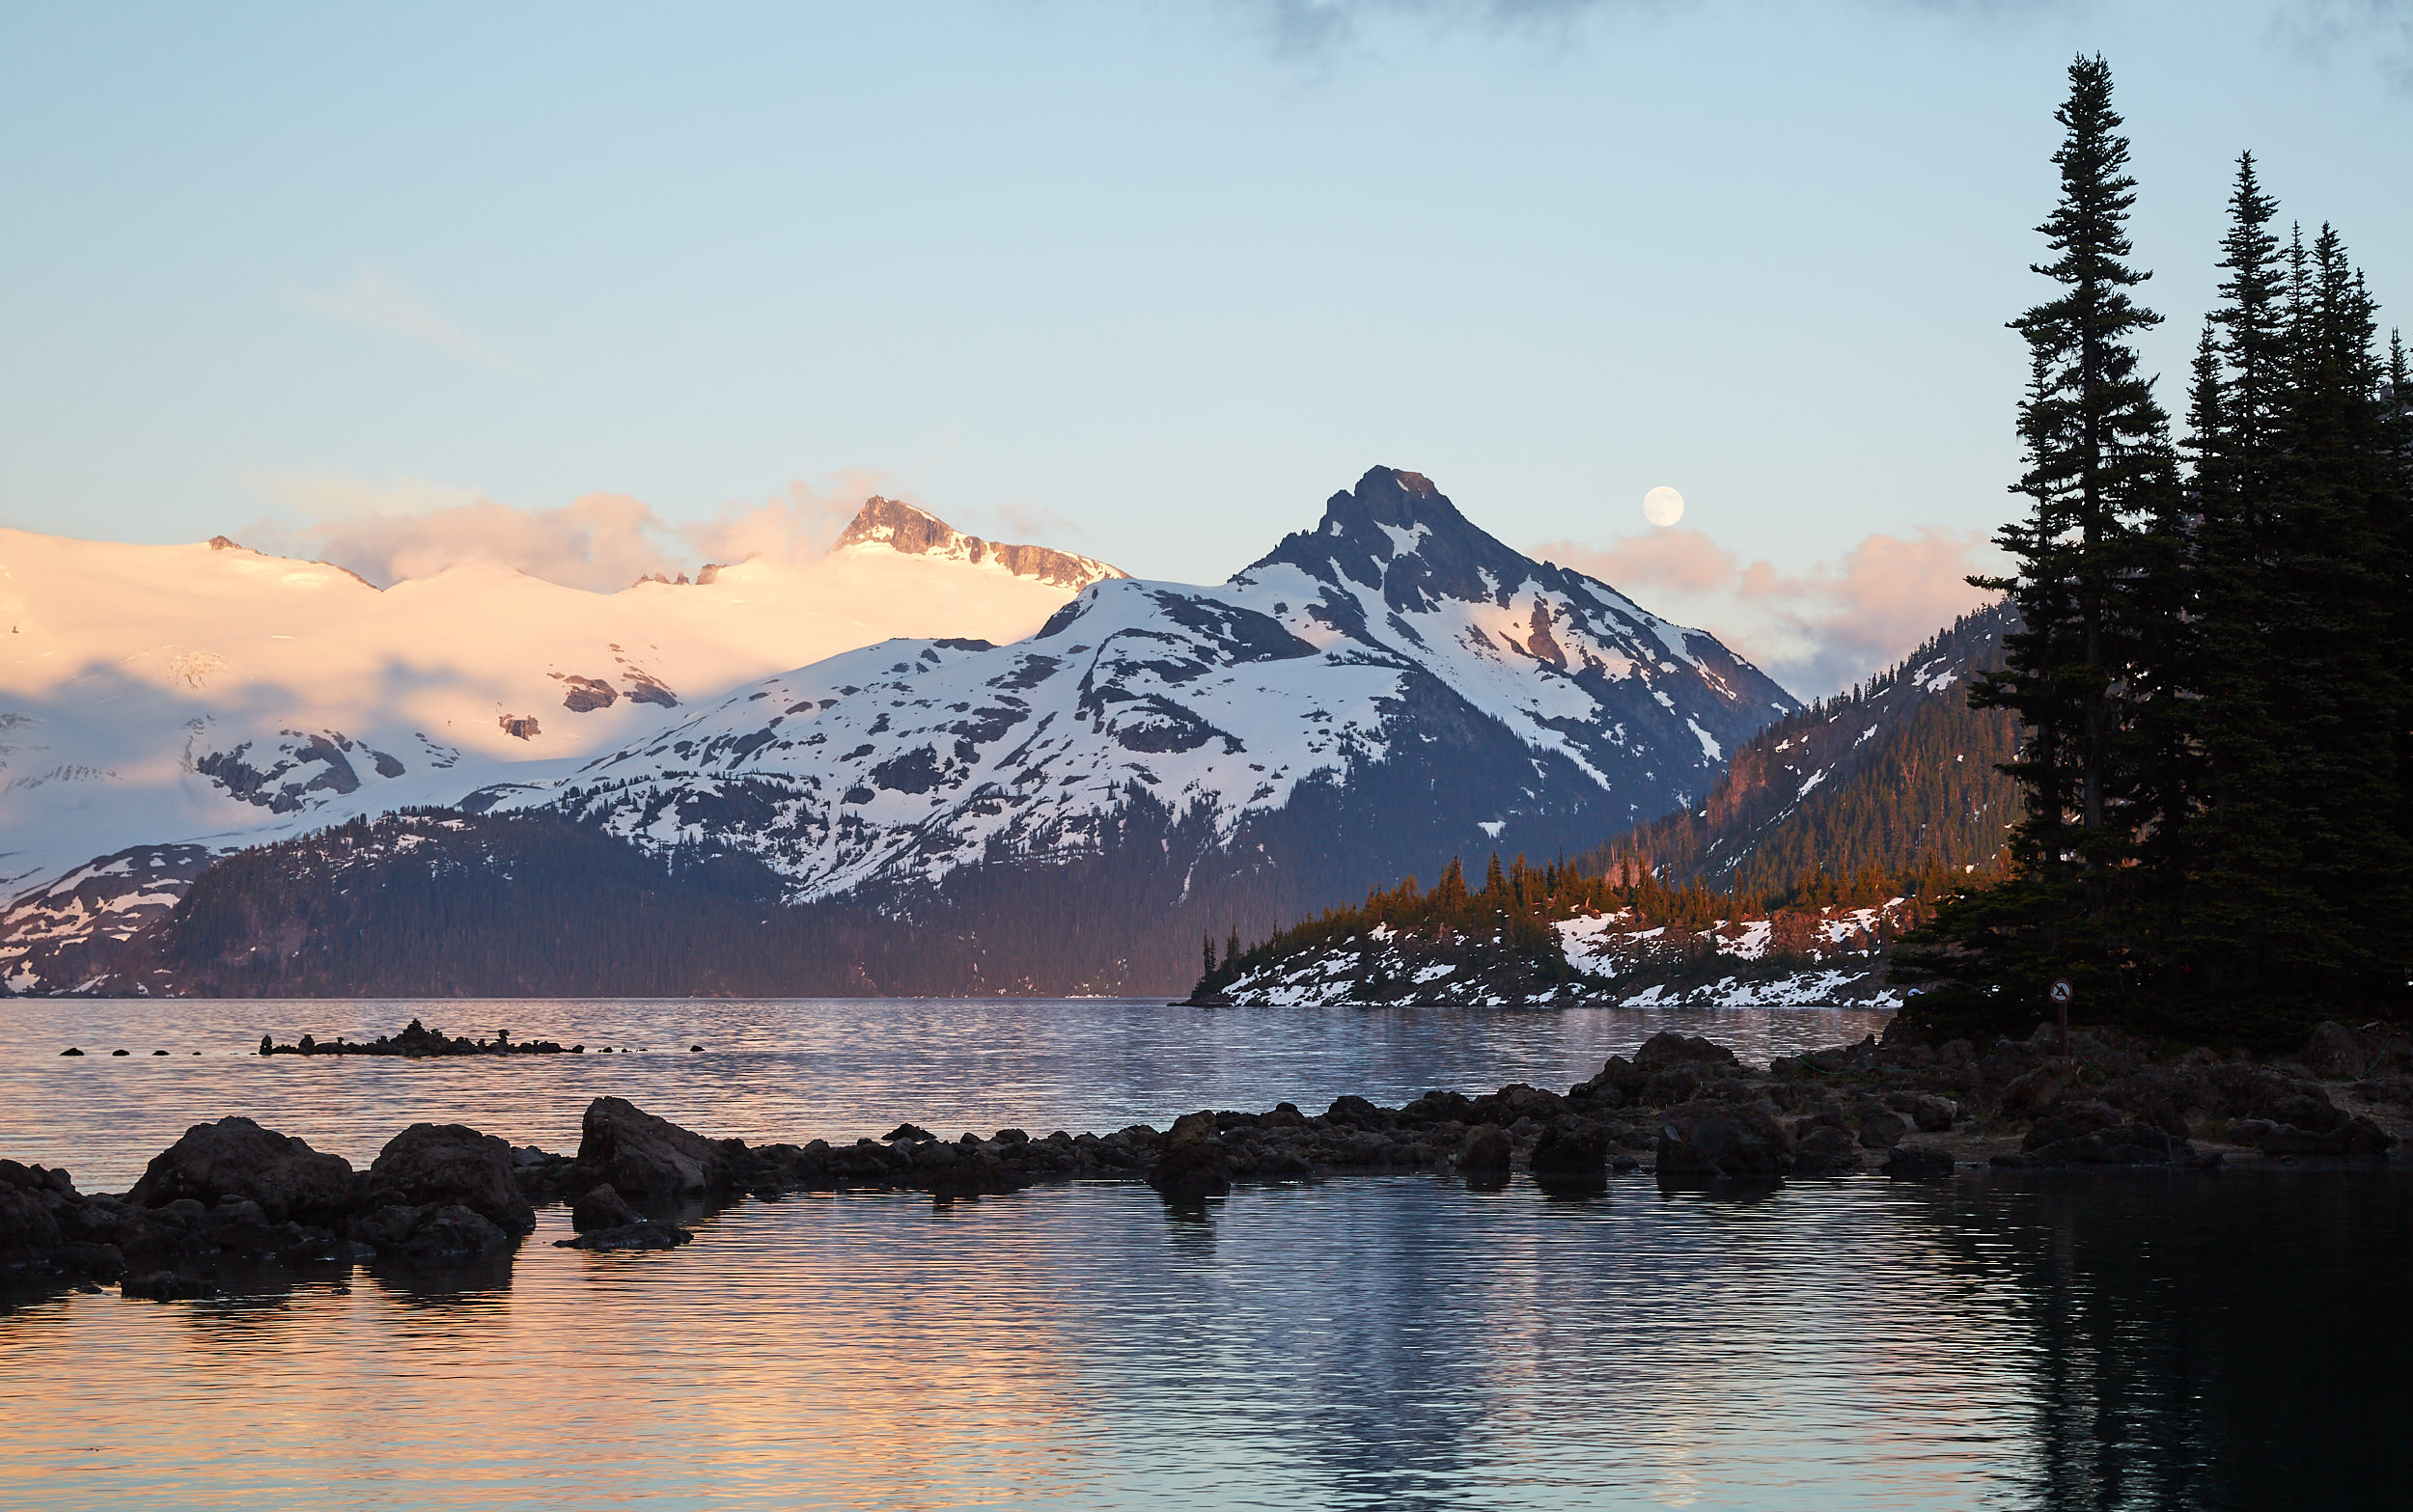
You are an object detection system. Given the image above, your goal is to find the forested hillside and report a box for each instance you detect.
[1581,602,2020,900]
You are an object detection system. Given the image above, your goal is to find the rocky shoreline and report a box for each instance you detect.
[6,1019,2406,1308]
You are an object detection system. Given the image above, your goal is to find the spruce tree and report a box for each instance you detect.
[1906,55,2178,1028]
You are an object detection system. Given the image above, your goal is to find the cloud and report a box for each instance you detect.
[292,269,519,371]
[1214,0,1644,58]
[991,501,1088,541]
[1535,523,2004,697]
[2273,0,2413,93]
[236,469,919,593]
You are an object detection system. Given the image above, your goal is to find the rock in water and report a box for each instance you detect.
[1884,1144,1955,1179]
[1528,1120,1608,1192]
[1458,1123,1512,1173]
[571,1183,643,1231]
[365,1123,536,1233]
[126,1116,357,1223]
[555,1221,693,1251]
[122,1270,216,1301]
[350,1202,513,1259]
[1147,1112,1234,1200]
[1631,1031,1741,1074]
[1656,1102,1793,1183]
[570,1097,729,1196]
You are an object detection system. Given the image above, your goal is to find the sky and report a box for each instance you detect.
[2,1,2407,695]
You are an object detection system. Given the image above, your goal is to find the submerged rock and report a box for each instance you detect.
[556,1221,693,1251]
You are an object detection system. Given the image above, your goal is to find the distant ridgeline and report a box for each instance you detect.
[18,596,2013,1003]
[1193,603,2022,1008]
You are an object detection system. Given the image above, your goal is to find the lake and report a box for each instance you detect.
[2,998,2404,1510]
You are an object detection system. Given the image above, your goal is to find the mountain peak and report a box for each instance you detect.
[1243,466,1531,608]
[834,496,1124,591]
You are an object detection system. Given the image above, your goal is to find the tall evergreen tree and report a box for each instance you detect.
[1910,55,2178,1020]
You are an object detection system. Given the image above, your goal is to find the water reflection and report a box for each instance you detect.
[0,997,1891,1189]
[2,1172,2406,1509]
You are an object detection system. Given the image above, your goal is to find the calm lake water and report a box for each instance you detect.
[2,998,2404,1511]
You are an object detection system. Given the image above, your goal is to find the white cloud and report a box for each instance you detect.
[292,269,518,371]
[236,469,923,592]
[1535,524,2006,698]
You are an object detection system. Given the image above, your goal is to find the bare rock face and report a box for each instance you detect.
[126,1117,356,1223]
[365,1123,535,1233]
[572,1097,729,1196]
[1656,1101,1793,1183]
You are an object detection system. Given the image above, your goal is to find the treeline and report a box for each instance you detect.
[1898,57,2413,1046]
[1192,849,1946,997]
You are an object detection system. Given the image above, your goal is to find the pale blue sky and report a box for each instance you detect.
[2,2,2406,691]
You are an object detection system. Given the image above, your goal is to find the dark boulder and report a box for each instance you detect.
[572,1097,730,1197]
[127,1117,357,1223]
[2302,1021,2372,1080]
[2228,1116,2393,1158]
[1529,1119,1609,1195]
[1856,1109,1909,1150]
[350,1202,513,1259]
[1790,1125,1863,1176]
[1147,1113,1233,1200]
[1458,1123,1512,1172]
[1883,1144,1956,1179]
[1632,1031,1739,1074]
[571,1183,642,1231]
[2024,1100,2190,1165]
[366,1123,535,1233]
[1999,1064,2073,1119]
[1886,1092,1958,1133]
[1657,1101,1792,1182]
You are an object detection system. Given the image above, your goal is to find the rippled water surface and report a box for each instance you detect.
[3,999,2405,1510]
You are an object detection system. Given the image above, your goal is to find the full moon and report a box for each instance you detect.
[1643,485,1685,528]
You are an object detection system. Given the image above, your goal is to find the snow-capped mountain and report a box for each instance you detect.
[0,502,1119,988]
[5,466,1800,996]
[509,468,1796,947]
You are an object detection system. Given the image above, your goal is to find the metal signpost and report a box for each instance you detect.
[2050,977,2073,1063]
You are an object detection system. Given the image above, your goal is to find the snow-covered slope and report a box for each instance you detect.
[0,503,1119,986]
[519,468,1798,914]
